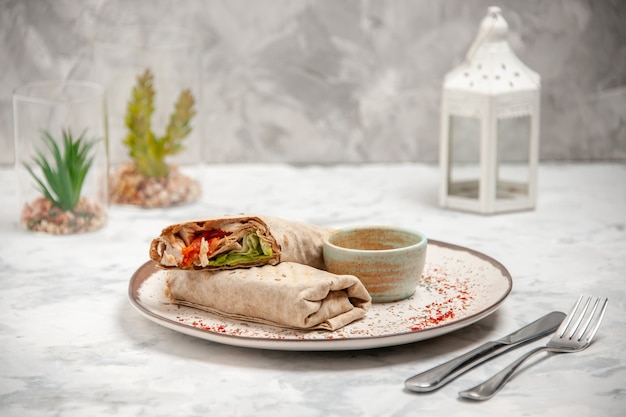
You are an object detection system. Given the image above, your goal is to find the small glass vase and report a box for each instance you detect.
[13,81,108,234]
[94,25,202,208]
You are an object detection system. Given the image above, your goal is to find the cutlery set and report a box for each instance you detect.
[405,295,608,401]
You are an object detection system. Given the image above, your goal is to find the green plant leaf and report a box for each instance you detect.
[23,128,101,212]
[123,68,195,178]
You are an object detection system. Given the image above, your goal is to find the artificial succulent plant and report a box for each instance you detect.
[123,68,196,178]
[24,128,99,212]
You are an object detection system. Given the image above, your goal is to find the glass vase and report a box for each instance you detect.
[13,81,108,234]
[94,25,202,208]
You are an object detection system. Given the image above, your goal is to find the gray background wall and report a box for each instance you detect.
[1,0,625,165]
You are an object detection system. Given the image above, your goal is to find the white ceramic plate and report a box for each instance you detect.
[128,240,512,351]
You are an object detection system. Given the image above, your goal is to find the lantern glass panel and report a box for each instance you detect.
[496,115,531,199]
[448,115,481,198]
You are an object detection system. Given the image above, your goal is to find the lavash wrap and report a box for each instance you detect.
[164,262,372,330]
[150,215,330,270]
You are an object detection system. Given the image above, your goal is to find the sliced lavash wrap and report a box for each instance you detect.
[164,262,372,330]
[150,215,330,271]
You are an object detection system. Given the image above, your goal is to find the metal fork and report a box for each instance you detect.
[459,295,608,401]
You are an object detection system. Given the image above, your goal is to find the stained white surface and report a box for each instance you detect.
[0,162,624,416]
[1,0,625,164]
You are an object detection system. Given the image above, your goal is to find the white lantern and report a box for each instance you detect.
[439,6,540,214]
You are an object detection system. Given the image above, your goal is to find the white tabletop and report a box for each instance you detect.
[0,163,624,417]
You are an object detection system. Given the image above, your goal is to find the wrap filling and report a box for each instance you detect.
[158,227,274,269]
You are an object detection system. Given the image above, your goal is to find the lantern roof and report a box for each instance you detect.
[444,7,540,95]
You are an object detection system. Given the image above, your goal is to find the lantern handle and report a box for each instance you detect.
[465,6,507,63]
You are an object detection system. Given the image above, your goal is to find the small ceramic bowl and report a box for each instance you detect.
[323,226,427,303]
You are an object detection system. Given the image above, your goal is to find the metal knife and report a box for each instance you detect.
[404,311,566,392]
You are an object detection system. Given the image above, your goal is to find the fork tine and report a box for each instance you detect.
[558,295,584,338]
[575,297,600,341]
[566,295,592,340]
[578,297,608,343]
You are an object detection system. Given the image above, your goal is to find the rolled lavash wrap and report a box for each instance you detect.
[164,262,372,330]
[150,215,330,270]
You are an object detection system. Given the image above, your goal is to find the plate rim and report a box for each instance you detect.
[128,239,512,351]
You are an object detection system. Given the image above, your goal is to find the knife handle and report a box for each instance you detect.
[404,341,503,392]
